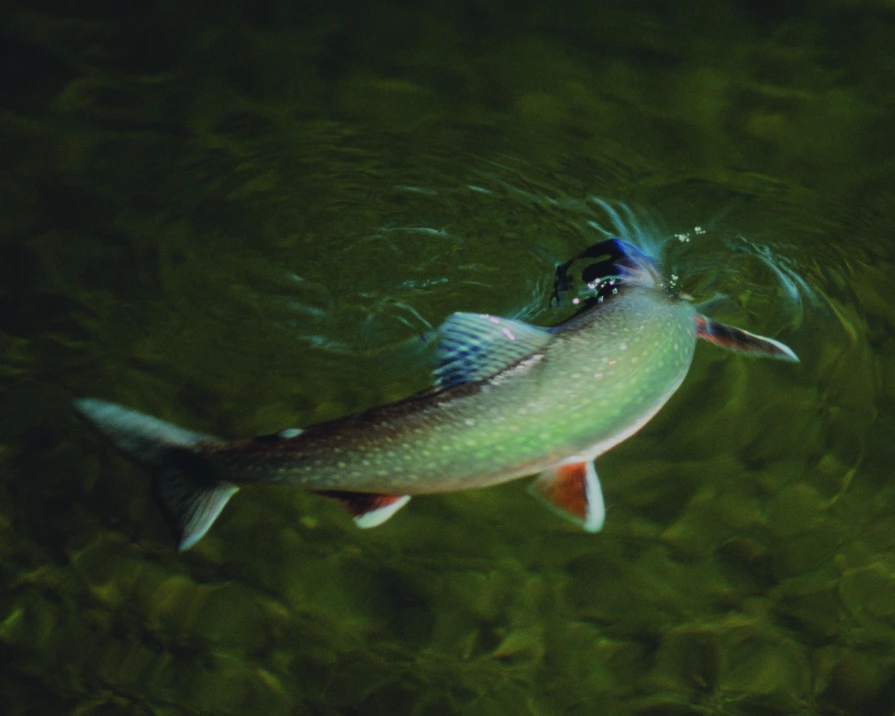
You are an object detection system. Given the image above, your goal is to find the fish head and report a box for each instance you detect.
[553,238,665,308]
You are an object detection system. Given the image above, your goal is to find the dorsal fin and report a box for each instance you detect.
[434,313,552,386]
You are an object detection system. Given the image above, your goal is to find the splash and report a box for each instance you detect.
[584,196,667,262]
[197,158,823,366]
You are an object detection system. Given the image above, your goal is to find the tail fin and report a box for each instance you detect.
[73,398,238,551]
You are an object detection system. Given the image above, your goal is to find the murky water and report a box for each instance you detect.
[2,1,895,714]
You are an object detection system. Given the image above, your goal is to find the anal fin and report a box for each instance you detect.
[316,491,411,528]
[529,461,605,532]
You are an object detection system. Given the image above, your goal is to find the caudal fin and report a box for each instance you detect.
[73,398,238,551]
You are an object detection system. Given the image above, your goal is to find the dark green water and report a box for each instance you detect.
[2,1,894,714]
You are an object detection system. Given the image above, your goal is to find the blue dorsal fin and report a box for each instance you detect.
[434,312,552,386]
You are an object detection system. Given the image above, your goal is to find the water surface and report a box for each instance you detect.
[1,1,894,714]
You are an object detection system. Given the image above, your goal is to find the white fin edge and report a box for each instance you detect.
[354,495,412,528]
[751,333,799,362]
[278,428,303,439]
[582,461,606,533]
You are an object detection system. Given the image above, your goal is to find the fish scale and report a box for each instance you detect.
[210,285,696,494]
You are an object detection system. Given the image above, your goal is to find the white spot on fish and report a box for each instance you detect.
[488,316,501,324]
[501,327,516,340]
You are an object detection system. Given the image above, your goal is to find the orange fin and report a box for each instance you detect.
[529,461,605,532]
[316,491,411,528]
[695,314,798,362]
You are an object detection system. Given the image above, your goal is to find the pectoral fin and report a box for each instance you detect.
[529,461,606,532]
[696,314,798,362]
[316,491,411,528]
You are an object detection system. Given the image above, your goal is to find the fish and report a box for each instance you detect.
[73,238,798,551]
